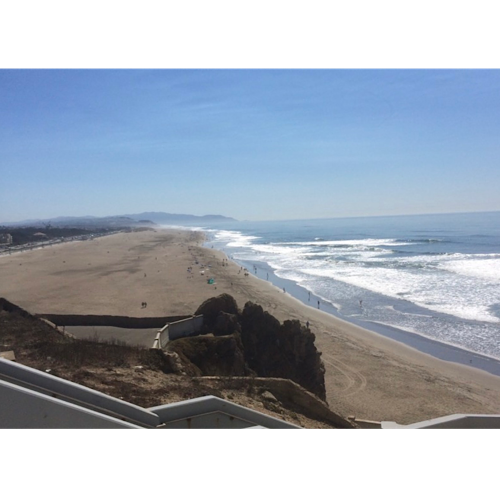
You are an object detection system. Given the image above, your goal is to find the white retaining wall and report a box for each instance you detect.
[153,315,204,349]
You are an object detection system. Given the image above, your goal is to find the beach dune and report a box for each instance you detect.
[1,228,500,425]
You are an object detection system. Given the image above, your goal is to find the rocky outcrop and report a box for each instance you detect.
[214,311,241,336]
[194,294,239,332]
[170,295,327,401]
[240,302,326,401]
[239,302,281,371]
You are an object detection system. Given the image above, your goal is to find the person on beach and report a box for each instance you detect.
[317,300,320,309]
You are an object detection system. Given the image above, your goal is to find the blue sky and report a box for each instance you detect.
[1,69,500,222]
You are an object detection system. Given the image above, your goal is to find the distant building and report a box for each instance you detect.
[0,234,13,246]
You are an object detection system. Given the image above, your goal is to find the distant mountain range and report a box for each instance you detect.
[1,212,236,228]
[121,212,236,224]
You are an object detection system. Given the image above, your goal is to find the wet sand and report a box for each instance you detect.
[2,227,500,424]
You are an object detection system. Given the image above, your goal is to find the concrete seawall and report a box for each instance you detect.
[154,315,204,349]
[37,313,191,329]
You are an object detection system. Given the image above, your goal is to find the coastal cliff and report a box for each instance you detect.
[188,294,326,400]
[1,296,341,428]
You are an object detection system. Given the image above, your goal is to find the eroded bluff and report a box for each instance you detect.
[166,294,326,401]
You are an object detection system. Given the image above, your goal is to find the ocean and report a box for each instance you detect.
[187,211,500,375]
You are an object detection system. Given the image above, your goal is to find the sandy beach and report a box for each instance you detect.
[2,227,500,425]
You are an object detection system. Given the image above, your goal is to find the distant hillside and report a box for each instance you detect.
[122,212,237,225]
[1,212,236,228]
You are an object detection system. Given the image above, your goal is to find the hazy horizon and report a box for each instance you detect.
[4,207,500,227]
[2,69,500,223]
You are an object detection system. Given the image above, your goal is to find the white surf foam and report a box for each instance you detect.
[211,228,500,324]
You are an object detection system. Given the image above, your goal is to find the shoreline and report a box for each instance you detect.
[204,234,500,377]
[2,227,500,424]
[197,232,500,422]
[239,255,500,376]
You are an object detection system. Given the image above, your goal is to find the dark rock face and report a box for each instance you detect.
[194,294,239,331]
[182,295,327,401]
[240,302,326,401]
[239,302,281,372]
[214,311,241,337]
